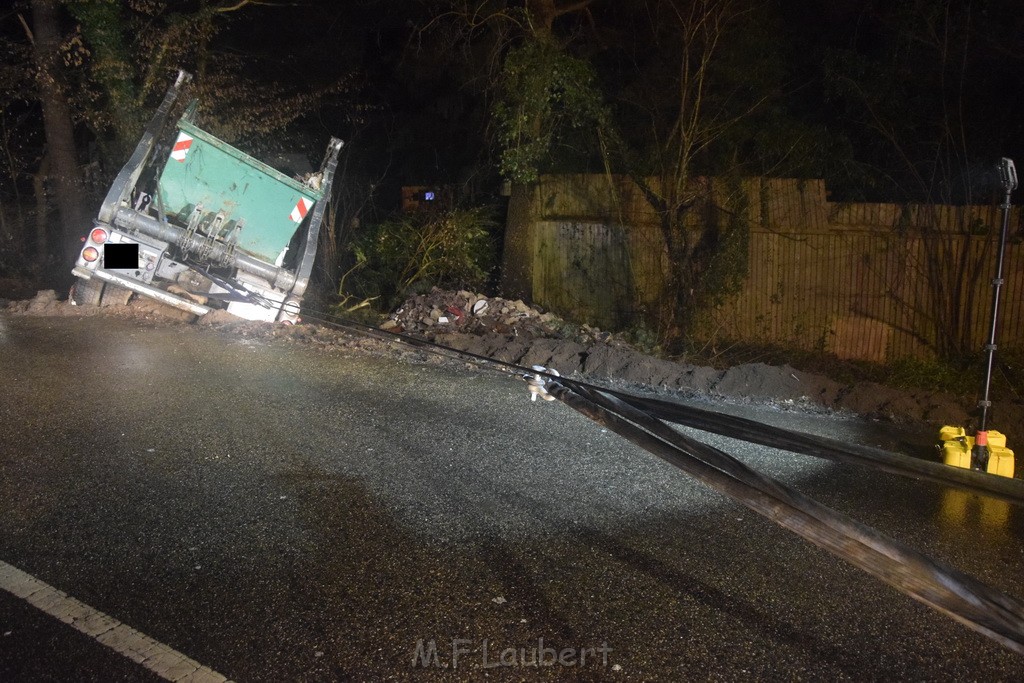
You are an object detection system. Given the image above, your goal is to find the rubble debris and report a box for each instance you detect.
[380,288,991,431]
[385,287,612,345]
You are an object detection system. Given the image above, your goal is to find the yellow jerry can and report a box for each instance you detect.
[938,426,1015,478]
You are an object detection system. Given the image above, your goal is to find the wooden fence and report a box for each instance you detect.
[501,175,1024,361]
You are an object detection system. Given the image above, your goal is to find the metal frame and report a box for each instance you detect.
[75,69,345,321]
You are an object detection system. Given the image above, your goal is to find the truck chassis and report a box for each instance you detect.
[72,71,343,323]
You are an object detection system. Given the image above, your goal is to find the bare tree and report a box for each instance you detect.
[617,0,757,349]
[423,1,772,346]
[29,0,90,263]
[828,0,1008,361]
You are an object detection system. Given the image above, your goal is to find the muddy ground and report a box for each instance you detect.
[4,287,1023,450]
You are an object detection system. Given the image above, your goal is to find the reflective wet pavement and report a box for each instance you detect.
[1,314,1022,680]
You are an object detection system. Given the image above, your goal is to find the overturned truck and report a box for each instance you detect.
[72,71,343,323]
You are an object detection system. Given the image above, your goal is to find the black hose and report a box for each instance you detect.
[605,390,1024,505]
[295,307,1024,505]
[290,306,1024,653]
[549,380,1024,655]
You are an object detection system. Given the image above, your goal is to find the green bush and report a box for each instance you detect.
[346,206,497,308]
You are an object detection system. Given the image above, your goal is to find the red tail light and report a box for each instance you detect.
[90,228,108,244]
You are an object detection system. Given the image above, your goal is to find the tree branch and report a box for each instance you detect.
[554,0,595,18]
[17,13,34,45]
[214,0,289,13]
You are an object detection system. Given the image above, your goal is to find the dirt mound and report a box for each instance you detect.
[3,287,1003,435]
[3,288,199,322]
[383,288,986,429]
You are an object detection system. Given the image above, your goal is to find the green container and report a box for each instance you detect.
[157,119,323,263]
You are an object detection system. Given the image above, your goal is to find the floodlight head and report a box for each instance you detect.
[999,158,1017,193]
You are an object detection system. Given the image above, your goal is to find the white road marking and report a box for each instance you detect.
[0,560,232,682]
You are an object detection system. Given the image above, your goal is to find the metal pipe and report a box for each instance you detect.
[112,207,296,291]
[974,158,1017,470]
[72,266,211,316]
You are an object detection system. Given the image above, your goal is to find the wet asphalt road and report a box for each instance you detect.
[1,313,1023,681]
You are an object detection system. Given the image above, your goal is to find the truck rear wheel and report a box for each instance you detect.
[72,278,104,306]
[100,283,132,307]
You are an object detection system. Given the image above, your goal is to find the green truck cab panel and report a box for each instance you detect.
[157,119,324,264]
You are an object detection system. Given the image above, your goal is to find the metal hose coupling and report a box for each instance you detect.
[524,365,560,402]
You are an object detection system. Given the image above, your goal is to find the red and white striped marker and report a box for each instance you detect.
[170,132,193,162]
[289,197,313,223]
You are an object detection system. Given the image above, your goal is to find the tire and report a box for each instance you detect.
[72,277,104,307]
[99,283,132,307]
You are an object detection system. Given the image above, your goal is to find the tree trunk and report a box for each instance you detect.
[32,154,50,268]
[662,244,697,354]
[0,196,11,256]
[31,0,90,264]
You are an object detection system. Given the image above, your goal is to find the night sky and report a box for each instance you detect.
[219,0,1024,203]
[6,0,1024,211]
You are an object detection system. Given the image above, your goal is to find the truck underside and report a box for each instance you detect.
[72,71,343,323]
